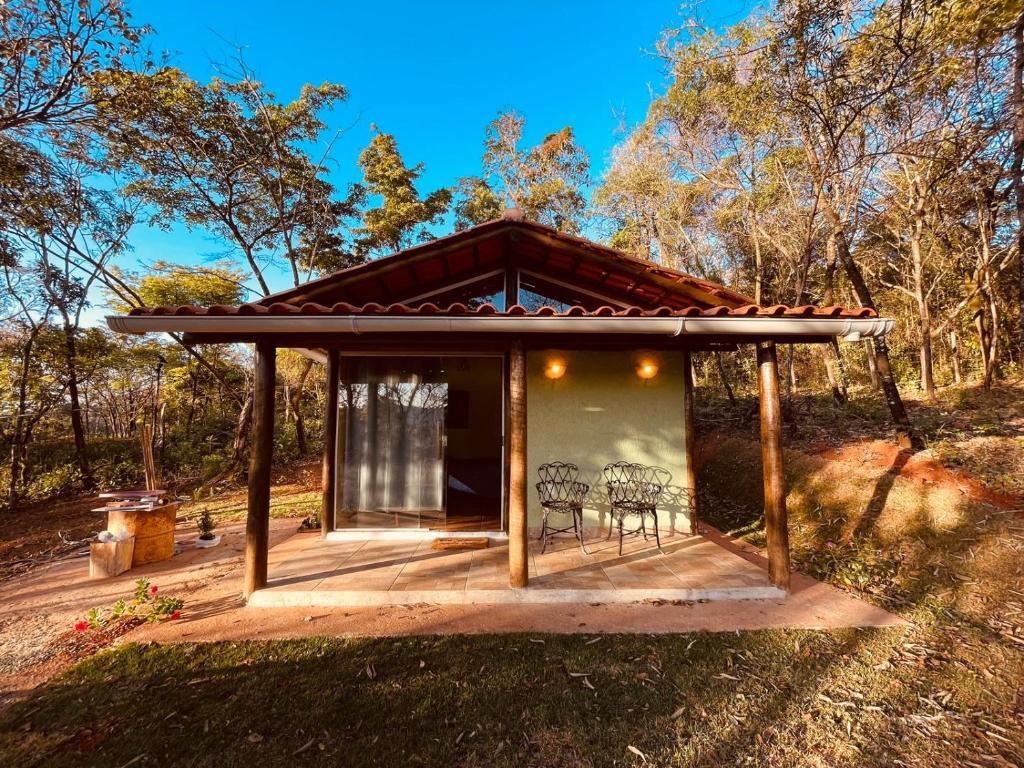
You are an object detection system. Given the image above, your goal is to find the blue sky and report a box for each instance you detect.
[105,0,752,313]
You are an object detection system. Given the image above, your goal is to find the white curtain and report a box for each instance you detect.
[339,369,446,527]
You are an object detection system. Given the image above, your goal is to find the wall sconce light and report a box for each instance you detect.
[544,359,567,380]
[636,360,659,380]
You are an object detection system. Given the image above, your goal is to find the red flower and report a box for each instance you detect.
[170,611,181,620]
[149,585,158,595]
[74,620,89,633]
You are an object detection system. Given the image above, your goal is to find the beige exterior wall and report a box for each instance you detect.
[525,349,691,532]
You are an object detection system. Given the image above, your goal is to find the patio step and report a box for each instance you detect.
[247,584,786,608]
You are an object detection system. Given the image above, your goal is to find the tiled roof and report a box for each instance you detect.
[256,216,756,312]
[128,302,878,319]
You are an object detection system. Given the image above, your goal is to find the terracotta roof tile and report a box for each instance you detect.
[127,302,877,319]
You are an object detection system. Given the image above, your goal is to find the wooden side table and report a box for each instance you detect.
[102,503,181,567]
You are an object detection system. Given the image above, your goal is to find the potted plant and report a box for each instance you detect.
[194,508,221,548]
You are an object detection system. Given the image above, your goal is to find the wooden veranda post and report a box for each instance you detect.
[508,339,528,588]
[682,349,698,535]
[320,350,339,538]
[244,343,276,599]
[756,341,791,591]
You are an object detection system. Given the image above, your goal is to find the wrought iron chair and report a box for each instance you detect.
[603,461,665,555]
[536,462,590,554]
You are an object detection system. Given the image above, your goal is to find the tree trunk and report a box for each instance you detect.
[949,331,962,385]
[289,358,314,457]
[231,387,255,467]
[1012,11,1024,359]
[906,183,935,399]
[786,344,797,395]
[714,352,736,406]
[8,330,38,510]
[61,318,94,488]
[819,343,847,405]
[829,217,921,448]
[985,290,1000,390]
[752,226,764,306]
[819,234,848,404]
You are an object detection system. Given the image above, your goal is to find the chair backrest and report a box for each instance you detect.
[636,465,666,506]
[536,462,581,505]
[603,461,648,504]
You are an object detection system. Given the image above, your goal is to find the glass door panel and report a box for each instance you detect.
[337,358,447,529]
[335,356,503,531]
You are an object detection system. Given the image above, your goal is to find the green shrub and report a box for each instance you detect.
[27,462,82,500]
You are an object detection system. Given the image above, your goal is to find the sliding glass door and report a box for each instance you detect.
[335,356,503,531]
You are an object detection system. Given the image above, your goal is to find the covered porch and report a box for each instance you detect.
[249,526,783,607]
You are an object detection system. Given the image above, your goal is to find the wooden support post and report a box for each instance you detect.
[508,339,528,588]
[320,349,339,538]
[244,343,276,599]
[504,268,519,310]
[757,341,791,591]
[682,349,698,536]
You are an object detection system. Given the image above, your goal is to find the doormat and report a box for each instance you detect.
[431,537,489,551]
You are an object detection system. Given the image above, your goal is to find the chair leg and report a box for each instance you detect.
[652,510,663,553]
[607,513,614,541]
[575,509,588,555]
[618,517,624,556]
[540,511,549,554]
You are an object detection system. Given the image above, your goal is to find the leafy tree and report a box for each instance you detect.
[95,64,359,467]
[0,0,145,133]
[110,261,247,311]
[452,176,504,231]
[94,66,354,295]
[456,111,590,233]
[351,129,451,258]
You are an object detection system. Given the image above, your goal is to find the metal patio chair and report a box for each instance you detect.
[603,461,665,555]
[536,462,590,554]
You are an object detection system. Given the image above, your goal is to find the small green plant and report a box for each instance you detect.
[796,539,899,593]
[196,507,217,540]
[74,578,183,633]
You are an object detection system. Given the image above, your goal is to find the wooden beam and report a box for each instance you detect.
[508,339,528,588]
[503,231,519,309]
[244,343,276,599]
[320,349,339,538]
[757,341,791,591]
[682,350,698,536]
[504,268,520,310]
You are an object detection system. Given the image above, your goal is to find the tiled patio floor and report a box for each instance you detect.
[248,529,784,607]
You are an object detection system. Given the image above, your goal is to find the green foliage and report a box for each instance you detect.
[452,176,504,230]
[110,260,247,312]
[93,66,355,293]
[350,130,451,257]
[76,579,184,632]
[457,110,590,234]
[796,539,900,593]
[196,507,217,539]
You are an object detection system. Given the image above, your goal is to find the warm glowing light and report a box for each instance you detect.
[636,361,659,380]
[544,359,566,379]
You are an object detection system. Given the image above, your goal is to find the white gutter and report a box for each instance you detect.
[106,314,893,341]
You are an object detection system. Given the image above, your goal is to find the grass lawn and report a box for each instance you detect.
[2,625,1019,768]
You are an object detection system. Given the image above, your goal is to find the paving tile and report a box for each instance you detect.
[261,531,775,598]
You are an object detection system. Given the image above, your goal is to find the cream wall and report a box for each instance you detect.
[525,349,691,532]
